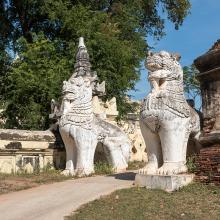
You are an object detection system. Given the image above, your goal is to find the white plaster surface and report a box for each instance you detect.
[0,156,15,173]
[0,140,51,149]
[0,129,55,141]
[93,97,147,162]
[0,174,134,220]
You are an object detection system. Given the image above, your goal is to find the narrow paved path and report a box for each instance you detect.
[0,172,135,220]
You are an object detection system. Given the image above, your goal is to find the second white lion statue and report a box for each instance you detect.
[140,51,200,175]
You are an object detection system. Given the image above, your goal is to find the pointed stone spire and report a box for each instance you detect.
[78,37,85,48]
[68,37,105,96]
[74,37,92,77]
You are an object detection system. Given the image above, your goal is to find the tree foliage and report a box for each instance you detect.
[183,64,201,108]
[0,0,191,129]
[3,34,71,129]
[0,50,10,106]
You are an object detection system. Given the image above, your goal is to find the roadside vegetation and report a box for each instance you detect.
[0,159,203,196]
[66,183,220,220]
[186,155,197,173]
[127,161,145,170]
[0,161,122,195]
[94,160,146,174]
[94,161,114,175]
[0,169,72,195]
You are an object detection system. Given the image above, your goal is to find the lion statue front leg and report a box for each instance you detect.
[60,124,76,176]
[139,120,162,174]
[156,118,190,175]
[73,128,98,177]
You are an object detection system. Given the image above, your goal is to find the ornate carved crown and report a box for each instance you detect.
[69,37,105,96]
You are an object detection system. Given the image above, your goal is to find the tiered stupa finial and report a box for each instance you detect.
[74,37,92,77]
[69,37,105,96]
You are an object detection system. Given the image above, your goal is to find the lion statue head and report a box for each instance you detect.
[62,76,92,102]
[145,51,183,91]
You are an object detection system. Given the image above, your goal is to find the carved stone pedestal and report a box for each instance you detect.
[135,173,194,192]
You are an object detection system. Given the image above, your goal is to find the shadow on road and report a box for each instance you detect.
[109,172,136,181]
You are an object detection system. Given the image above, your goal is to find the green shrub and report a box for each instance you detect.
[186,155,197,173]
[127,161,145,170]
[94,161,114,175]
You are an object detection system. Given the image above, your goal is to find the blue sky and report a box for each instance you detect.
[129,0,220,100]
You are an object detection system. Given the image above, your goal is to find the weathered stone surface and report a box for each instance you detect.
[193,40,220,186]
[93,97,147,162]
[135,173,194,192]
[0,129,55,142]
[194,40,220,73]
[139,51,200,175]
[0,148,66,173]
[54,37,131,176]
[0,156,15,173]
[199,78,220,133]
[0,140,54,150]
[194,40,220,133]
[121,112,147,162]
[0,129,65,173]
[199,131,220,146]
[92,96,119,122]
[195,145,220,186]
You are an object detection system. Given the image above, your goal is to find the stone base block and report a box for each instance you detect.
[135,173,194,192]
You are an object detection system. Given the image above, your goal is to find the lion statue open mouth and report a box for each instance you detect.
[140,51,200,175]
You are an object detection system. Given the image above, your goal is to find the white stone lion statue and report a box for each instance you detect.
[139,51,200,175]
[51,38,131,176]
[58,76,130,176]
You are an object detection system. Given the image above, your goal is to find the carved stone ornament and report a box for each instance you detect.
[139,51,200,175]
[55,37,131,176]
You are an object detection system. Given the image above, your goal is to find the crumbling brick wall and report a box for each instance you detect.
[195,145,220,185]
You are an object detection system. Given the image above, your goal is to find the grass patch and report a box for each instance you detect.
[94,160,146,174]
[0,162,115,195]
[94,161,114,175]
[66,183,220,220]
[0,169,72,195]
[127,161,145,170]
